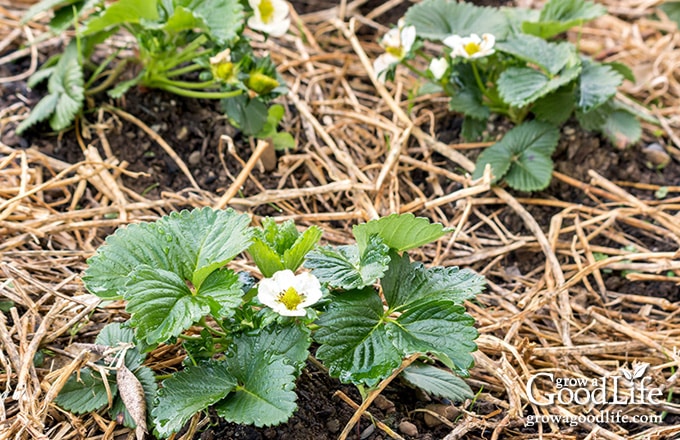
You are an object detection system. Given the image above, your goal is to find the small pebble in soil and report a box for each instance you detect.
[423,403,460,427]
[176,126,189,140]
[360,424,375,439]
[188,150,202,166]
[398,420,418,437]
[373,394,396,413]
[643,143,671,168]
[326,418,341,433]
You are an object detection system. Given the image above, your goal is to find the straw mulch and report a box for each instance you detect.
[1,0,680,439]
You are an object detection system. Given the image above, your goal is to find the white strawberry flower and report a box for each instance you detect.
[444,33,495,59]
[257,270,322,317]
[373,18,417,82]
[248,0,291,37]
[429,57,448,80]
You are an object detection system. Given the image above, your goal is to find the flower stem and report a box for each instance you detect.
[470,62,487,94]
[154,83,243,99]
[166,63,204,78]
[402,61,428,78]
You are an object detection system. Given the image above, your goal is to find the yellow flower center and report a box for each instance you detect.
[258,0,275,23]
[277,286,305,311]
[385,46,404,59]
[464,41,481,56]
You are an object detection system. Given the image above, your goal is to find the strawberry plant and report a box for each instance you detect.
[375,0,643,191]
[18,0,294,149]
[56,209,485,437]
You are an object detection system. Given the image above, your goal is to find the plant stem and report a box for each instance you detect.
[470,62,487,94]
[199,317,227,337]
[85,59,133,96]
[153,83,243,99]
[402,61,428,78]
[166,63,204,78]
[154,77,221,90]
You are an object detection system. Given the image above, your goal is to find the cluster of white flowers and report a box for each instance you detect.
[257,269,322,316]
[374,18,496,83]
[248,0,291,37]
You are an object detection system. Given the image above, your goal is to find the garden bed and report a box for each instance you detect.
[1,0,680,439]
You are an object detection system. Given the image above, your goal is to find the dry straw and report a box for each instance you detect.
[1,0,680,438]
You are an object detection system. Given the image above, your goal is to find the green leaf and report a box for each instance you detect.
[27,66,56,89]
[248,219,322,277]
[602,110,641,148]
[49,49,84,131]
[578,59,622,112]
[605,61,635,83]
[283,226,323,273]
[125,266,224,344]
[271,132,296,151]
[108,74,142,98]
[305,236,390,290]
[352,213,450,254]
[22,0,80,23]
[50,0,100,32]
[404,0,509,41]
[400,363,473,402]
[95,323,145,370]
[110,365,157,430]
[382,252,485,311]
[448,89,489,120]
[248,238,285,278]
[473,121,560,191]
[660,2,680,28]
[83,207,252,299]
[16,93,59,134]
[497,65,580,108]
[461,116,486,141]
[222,95,268,136]
[17,44,83,134]
[180,0,244,44]
[82,0,159,35]
[314,288,402,386]
[196,268,244,319]
[246,323,311,372]
[522,0,606,39]
[387,299,478,375]
[152,362,237,437]
[496,34,575,76]
[531,86,575,125]
[55,368,116,414]
[215,332,298,427]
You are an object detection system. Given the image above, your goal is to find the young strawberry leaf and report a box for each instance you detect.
[83,208,252,299]
[387,299,478,375]
[352,213,450,253]
[16,43,83,134]
[215,330,299,427]
[497,64,580,108]
[152,361,237,437]
[314,288,402,386]
[400,363,474,402]
[496,34,575,76]
[522,0,606,39]
[473,121,560,191]
[305,236,390,290]
[95,322,145,370]
[578,59,623,112]
[531,86,575,125]
[404,0,509,41]
[124,266,241,345]
[248,219,322,277]
[382,252,485,311]
[82,0,159,35]
[55,368,116,414]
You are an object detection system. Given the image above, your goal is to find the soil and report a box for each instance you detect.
[2,1,679,439]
